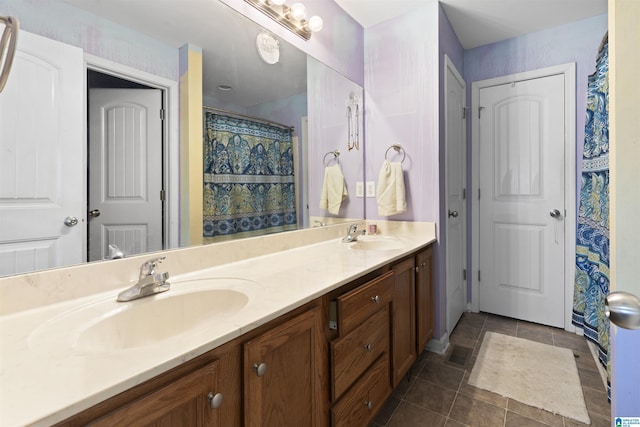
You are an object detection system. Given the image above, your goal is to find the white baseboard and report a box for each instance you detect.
[426,332,450,355]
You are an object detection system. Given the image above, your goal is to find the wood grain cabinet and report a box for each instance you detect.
[390,257,417,387]
[330,271,394,426]
[416,246,434,353]
[391,245,435,387]
[244,306,325,427]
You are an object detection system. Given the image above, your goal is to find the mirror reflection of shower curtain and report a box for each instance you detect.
[203,112,297,239]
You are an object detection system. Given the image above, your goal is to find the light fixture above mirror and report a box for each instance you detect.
[244,0,323,40]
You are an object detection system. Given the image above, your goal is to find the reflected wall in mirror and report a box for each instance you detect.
[0,0,365,277]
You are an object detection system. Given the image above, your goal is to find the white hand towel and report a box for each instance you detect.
[376,160,406,216]
[319,164,348,215]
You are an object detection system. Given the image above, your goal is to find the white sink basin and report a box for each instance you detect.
[349,235,404,251]
[29,277,258,352]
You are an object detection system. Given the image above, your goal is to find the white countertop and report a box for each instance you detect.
[0,221,436,426]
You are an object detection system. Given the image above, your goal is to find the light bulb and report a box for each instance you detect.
[271,0,286,5]
[307,15,323,32]
[290,3,306,20]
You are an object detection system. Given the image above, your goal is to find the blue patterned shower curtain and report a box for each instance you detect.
[572,38,609,382]
[203,112,297,239]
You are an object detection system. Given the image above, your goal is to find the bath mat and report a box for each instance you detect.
[468,332,590,424]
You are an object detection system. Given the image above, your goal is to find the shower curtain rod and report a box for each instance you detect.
[203,106,294,131]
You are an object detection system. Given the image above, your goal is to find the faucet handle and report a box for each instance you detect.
[347,224,358,233]
[140,256,166,277]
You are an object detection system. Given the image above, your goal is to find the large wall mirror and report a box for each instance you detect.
[0,0,364,277]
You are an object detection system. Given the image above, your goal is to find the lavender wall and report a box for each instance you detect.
[0,0,178,80]
[308,57,365,221]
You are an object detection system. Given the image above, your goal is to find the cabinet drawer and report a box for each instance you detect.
[336,271,393,334]
[331,353,391,427]
[331,305,389,401]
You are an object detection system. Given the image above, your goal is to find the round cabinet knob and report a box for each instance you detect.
[364,400,373,410]
[363,343,374,352]
[207,392,223,409]
[64,216,78,227]
[371,295,380,304]
[253,362,267,377]
[448,210,459,218]
[549,209,561,218]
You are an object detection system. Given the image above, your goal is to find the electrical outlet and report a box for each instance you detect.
[366,181,376,198]
[355,181,364,198]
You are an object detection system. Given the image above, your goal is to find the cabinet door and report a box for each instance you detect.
[244,306,324,427]
[91,360,222,427]
[391,257,417,387]
[416,246,434,353]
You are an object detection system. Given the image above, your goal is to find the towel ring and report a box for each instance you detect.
[323,150,340,167]
[385,144,406,163]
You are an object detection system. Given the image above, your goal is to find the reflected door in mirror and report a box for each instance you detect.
[0,31,84,276]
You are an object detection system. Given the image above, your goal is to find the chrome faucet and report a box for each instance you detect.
[342,224,365,243]
[117,256,170,302]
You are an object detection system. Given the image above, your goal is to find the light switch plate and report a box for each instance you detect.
[366,181,376,197]
[355,181,364,198]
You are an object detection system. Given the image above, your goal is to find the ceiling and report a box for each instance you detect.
[334,0,607,49]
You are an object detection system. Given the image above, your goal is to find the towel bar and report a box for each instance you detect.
[323,150,340,167]
[385,144,406,163]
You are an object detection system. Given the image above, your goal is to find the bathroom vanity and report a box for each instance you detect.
[0,221,435,426]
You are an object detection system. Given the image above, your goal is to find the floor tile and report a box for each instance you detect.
[444,419,469,427]
[386,401,446,427]
[449,326,482,349]
[506,399,564,427]
[582,387,610,419]
[418,361,465,391]
[403,377,457,416]
[505,411,558,427]
[372,395,401,426]
[565,411,611,427]
[459,371,508,408]
[483,315,518,336]
[552,330,590,352]
[449,393,506,427]
[578,367,607,392]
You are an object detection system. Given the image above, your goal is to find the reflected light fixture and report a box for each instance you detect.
[244,0,323,40]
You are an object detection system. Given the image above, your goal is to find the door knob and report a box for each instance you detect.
[88,209,101,218]
[605,292,640,330]
[549,209,561,218]
[448,210,459,218]
[64,216,78,227]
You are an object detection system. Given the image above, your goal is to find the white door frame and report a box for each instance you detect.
[470,62,577,331]
[444,54,467,334]
[84,54,179,249]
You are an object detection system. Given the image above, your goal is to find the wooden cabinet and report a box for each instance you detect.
[391,257,417,387]
[90,360,223,427]
[329,271,393,426]
[244,306,324,427]
[416,246,434,353]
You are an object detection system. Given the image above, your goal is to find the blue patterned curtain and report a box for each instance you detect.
[572,38,610,387]
[203,112,296,239]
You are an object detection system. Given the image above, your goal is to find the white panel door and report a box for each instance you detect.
[445,57,467,334]
[0,31,84,276]
[478,74,565,327]
[88,89,163,261]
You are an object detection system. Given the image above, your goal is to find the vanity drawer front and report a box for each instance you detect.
[331,305,389,401]
[337,271,393,334]
[331,353,391,427]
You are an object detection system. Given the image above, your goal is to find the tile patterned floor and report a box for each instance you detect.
[371,312,611,427]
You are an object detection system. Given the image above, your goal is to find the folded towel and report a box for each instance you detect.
[376,160,406,216]
[319,164,348,215]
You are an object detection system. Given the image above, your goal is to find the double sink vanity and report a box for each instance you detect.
[0,221,436,426]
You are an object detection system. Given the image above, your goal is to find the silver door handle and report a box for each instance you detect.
[88,209,101,218]
[448,210,459,218]
[64,216,78,227]
[605,292,640,330]
[549,209,561,218]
